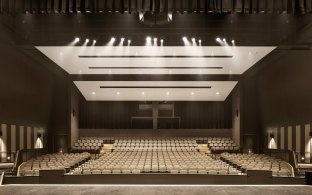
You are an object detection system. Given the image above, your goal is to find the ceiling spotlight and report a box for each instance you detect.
[191,92,195,95]
[146,37,151,42]
[74,37,80,42]
[128,40,131,43]
[160,39,164,42]
[166,92,170,95]
[121,37,125,42]
[86,38,89,43]
[199,40,202,43]
[111,37,116,42]
[93,40,96,43]
[216,92,220,95]
[182,37,187,41]
[223,38,226,42]
[231,40,235,43]
[216,37,221,42]
[141,92,145,95]
[154,38,157,42]
[92,92,96,95]
[192,38,195,42]
[117,92,120,95]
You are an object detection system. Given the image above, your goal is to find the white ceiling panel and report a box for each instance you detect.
[74,81,238,101]
[36,46,275,75]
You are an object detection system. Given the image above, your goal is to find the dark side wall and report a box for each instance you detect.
[79,99,232,129]
[241,49,312,153]
[0,19,70,153]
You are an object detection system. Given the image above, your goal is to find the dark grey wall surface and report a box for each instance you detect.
[240,48,312,152]
[79,100,232,129]
[0,17,71,152]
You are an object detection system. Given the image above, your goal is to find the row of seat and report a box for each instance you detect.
[220,153,294,177]
[70,149,243,175]
[72,168,242,175]
[18,152,91,176]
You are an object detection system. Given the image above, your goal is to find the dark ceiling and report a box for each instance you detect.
[1,0,312,15]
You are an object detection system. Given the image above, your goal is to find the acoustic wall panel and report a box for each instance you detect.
[10,125,16,152]
[280,127,285,149]
[305,124,311,163]
[287,126,292,150]
[27,126,31,149]
[19,126,24,150]
[296,125,301,159]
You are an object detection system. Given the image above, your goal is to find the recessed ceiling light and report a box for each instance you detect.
[199,39,202,43]
[128,39,131,43]
[182,37,187,41]
[121,37,125,41]
[117,92,120,95]
[141,92,145,95]
[223,38,226,42]
[166,92,170,95]
[86,38,89,43]
[160,39,164,42]
[192,38,195,42]
[93,40,96,43]
[154,38,157,42]
[216,92,220,95]
[111,37,116,42]
[92,92,96,95]
[191,92,195,95]
[216,37,221,42]
[146,37,151,42]
[231,40,235,43]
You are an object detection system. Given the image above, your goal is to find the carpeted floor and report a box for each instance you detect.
[0,185,311,195]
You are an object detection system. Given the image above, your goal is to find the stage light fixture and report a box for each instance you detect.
[111,37,116,42]
[182,37,187,41]
[223,38,226,42]
[216,92,220,95]
[146,37,151,42]
[86,38,89,43]
[192,38,195,42]
[74,37,80,42]
[216,37,221,42]
[92,92,96,95]
[191,92,194,95]
[117,92,121,95]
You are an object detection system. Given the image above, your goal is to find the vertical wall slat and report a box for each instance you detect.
[305,124,311,163]
[19,126,24,150]
[27,126,31,149]
[296,125,301,160]
[287,126,292,150]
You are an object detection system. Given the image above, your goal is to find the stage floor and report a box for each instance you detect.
[0,185,311,195]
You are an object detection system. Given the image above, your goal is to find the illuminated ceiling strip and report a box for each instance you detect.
[89,67,223,69]
[79,55,233,58]
[99,86,212,89]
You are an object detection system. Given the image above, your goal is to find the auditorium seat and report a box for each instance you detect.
[18,152,91,176]
[220,152,294,177]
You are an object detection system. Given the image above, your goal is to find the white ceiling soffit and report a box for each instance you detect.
[74,81,238,101]
[36,46,275,75]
